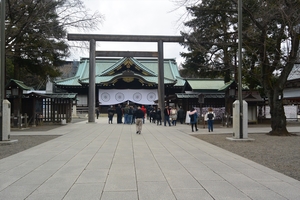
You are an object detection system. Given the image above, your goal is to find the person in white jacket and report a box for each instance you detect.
[205,107,215,132]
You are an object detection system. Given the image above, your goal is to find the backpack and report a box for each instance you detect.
[108,111,114,116]
[128,108,133,115]
[171,109,176,115]
[208,113,214,120]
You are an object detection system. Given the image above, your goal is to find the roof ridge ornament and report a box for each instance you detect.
[122,70,134,76]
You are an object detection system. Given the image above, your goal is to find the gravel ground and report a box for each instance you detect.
[0,135,60,159]
[0,118,86,160]
[193,133,300,181]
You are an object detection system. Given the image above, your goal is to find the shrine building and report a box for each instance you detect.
[55,57,185,111]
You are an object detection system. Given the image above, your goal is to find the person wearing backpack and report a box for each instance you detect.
[205,107,215,132]
[189,107,198,132]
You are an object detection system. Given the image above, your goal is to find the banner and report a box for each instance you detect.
[98,89,158,105]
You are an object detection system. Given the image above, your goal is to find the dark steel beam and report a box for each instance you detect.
[68,34,184,43]
[88,39,96,123]
[95,51,158,57]
[0,0,6,140]
[158,40,165,120]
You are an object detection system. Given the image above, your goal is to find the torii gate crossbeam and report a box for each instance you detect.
[68,34,184,123]
[95,51,158,57]
[68,34,183,43]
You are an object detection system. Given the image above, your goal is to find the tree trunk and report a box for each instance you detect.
[13,47,21,80]
[268,92,290,136]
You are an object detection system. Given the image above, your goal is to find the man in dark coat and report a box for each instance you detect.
[156,108,162,125]
[177,106,185,124]
[107,106,115,124]
[116,104,123,124]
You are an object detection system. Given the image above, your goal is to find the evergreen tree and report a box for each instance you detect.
[5,0,102,87]
[180,0,300,135]
[180,0,238,80]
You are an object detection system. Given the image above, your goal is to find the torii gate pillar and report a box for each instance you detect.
[157,40,165,114]
[88,39,96,123]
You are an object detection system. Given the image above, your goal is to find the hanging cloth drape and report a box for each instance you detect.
[98,89,158,105]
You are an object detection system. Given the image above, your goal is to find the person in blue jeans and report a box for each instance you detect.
[164,105,171,126]
[127,106,133,125]
[123,105,129,124]
[205,107,215,132]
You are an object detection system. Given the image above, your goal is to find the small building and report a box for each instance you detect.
[169,79,226,120]
[6,79,77,126]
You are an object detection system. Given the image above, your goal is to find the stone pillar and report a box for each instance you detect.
[2,100,11,140]
[72,105,78,118]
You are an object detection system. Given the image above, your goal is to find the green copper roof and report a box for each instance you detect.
[55,76,81,86]
[175,93,225,98]
[56,57,183,86]
[218,80,235,91]
[24,92,77,99]
[186,79,225,90]
[6,79,32,90]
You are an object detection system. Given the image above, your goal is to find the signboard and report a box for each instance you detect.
[263,105,297,120]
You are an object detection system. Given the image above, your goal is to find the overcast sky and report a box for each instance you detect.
[69,0,188,65]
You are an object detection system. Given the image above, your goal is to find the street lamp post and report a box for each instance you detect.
[237,0,243,138]
[0,0,6,141]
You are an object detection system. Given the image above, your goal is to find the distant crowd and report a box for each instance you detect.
[96,104,215,132]
[101,104,186,126]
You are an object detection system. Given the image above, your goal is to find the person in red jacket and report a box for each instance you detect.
[141,105,147,124]
[164,105,171,126]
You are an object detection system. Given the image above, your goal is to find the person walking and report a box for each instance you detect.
[107,106,115,124]
[170,106,178,126]
[135,106,144,134]
[164,105,171,126]
[205,107,215,132]
[156,108,162,125]
[189,107,198,132]
[177,106,185,124]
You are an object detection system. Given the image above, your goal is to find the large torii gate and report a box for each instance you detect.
[68,34,184,123]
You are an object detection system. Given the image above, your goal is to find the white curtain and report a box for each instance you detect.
[99,89,158,105]
[77,95,88,106]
